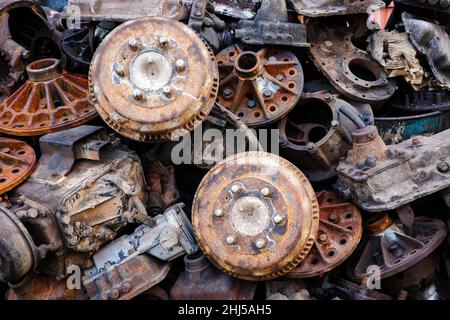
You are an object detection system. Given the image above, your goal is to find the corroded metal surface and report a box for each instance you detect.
[0,58,97,136]
[89,17,219,142]
[354,214,447,279]
[192,152,320,280]
[212,0,261,19]
[279,91,372,182]
[288,191,362,278]
[395,0,450,14]
[0,137,36,194]
[289,0,385,17]
[336,126,450,212]
[308,20,397,104]
[216,44,303,127]
[170,252,257,300]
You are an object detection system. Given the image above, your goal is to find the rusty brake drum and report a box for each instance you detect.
[192,152,320,280]
[89,17,219,142]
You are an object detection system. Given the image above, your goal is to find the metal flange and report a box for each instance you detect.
[288,191,362,278]
[216,44,303,127]
[89,17,219,142]
[0,58,97,136]
[0,137,36,194]
[192,152,320,280]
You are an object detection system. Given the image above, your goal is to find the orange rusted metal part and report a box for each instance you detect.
[89,17,219,142]
[0,58,97,136]
[6,273,88,300]
[216,44,303,127]
[192,151,319,281]
[288,191,362,278]
[0,137,36,194]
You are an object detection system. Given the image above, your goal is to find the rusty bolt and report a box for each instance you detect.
[437,162,449,173]
[307,142,316,151]
[321,41,334,53]
[231,183,243,194]
[273,215,283,224]
[263,89,273,99]
[128,38,139,51]
[226,235,236,245]
[261,187,272,197]
[175,59,186,72]
[162,86,173,97]
[256,239,266,249]
[114,64,125,77]
[121,282,131,293]
[158,36,169,48]
[418,171,427,179]
[365,156,377,168]
[331,120,340,129]
[319,233,328,243]
[222,88,234,98]
[132,88,143,100]
[276,74,284,81]
[324,93,333,102]
[247,100,256,108]
[214,208,224,217]
[329,213,339,223]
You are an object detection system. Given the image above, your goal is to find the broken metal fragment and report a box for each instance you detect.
[234,0,309,47]
[170,252,257,300]
[288,191,362,278]
[354,214,447,280]
[89,17,219,142]
[0,58,97,136]
[216,44,303,127]
[192,152,320,280]
[279,91,373,182]
[336,126,450,212]
[0,137,36,194]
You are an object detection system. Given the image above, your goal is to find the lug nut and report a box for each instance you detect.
[261,187,271,197]
[214,208,224,217]
[162,86,172,97]
[128,38,139,51]
[114,64,125,77]
[247,99,256,108]
[226,235,236,245]
[222,88,234,98]
[231,183,243,194]
[276,74,284,81]
[263,89,273,99]
[319,233,328,243]
[255,239,266,249]
[158,36,169,48]
[273,215,283,224]
[331,120,340,129]
[132,88,143,100]
[175,59,186,72]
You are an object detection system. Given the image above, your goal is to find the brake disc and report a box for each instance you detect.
[288,191,362,278]
[0,58,96,136]
[89,17,219,142]
[0,137,36,194]
[216,44,303,127]
[192,152,319,280]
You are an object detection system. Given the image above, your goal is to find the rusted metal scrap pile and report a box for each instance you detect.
[0,0,450,301]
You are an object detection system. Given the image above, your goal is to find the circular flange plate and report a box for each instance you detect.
[0,58,97,136]
[216,45,303,127]
[192,152,320,280]
[0,137,36,194]
[288,191,362,278]
[89,17,219,142]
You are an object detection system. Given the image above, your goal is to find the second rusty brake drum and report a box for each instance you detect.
[192,152,320,280]
[89,17,219,142]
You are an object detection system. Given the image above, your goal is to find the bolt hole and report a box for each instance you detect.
[346,226,353,231]
[345,212,353,219]
[310,257,319,265]
[281,96,288,102]
[340,238,347,245]
[0,177,7,183]
[269,105,277,112]
[253,111,261,118]
[327,250,335,257]
[288,83,295,89]
[288,69,295,76]
[11,168,20,174]
[17,150,26,155]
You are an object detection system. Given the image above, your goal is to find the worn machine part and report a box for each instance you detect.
[6,273,88,300]
[60,0,190,21]
[336,126,450,212]
[216,44,303,127]
[8,126,147,279]
[86,203,197,275]
[0,0,46,95]
[390,89,450,113]
[375,111,450,145]
[192,152,320,281]
[170,252,257,300]
[402,13,450,90]
[142,152,180,216]
[308,21,396,104]
[89,17,219,142]
[0,137,36,194]
[84,255,171,300]
[394,0,450,14]
[288,191,362,278]
[266,279,313,300]
[317,276,393,300]
[289,0,385,17]
[234,0,309,47]
[279,92,373,182]
[382,253,439,299]
[0,58,97,136]
[0,205,39,283]
[354,214,447,280]
[212,0,261,19]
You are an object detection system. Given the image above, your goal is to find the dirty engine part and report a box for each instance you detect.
[289,0,385,17]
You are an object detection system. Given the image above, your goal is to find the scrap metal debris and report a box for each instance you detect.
[0,0,450,301]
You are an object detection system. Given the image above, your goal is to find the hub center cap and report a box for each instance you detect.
[130,51,173,91]
[230,196,270,236]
